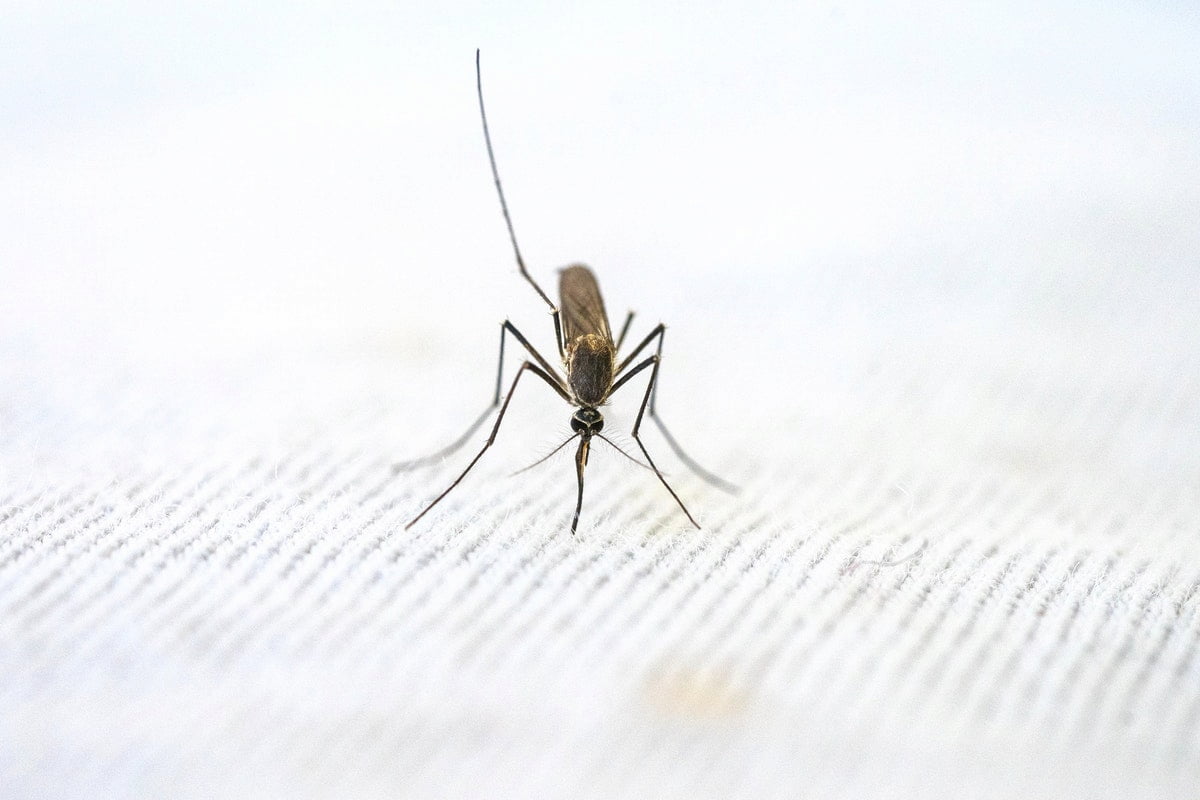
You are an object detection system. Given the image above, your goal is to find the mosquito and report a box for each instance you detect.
[397,51,737,534]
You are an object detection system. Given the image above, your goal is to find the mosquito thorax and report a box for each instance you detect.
[565,334,615,406]
[571,407,604,435]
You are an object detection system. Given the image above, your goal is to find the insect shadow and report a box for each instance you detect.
[396,51,737,534]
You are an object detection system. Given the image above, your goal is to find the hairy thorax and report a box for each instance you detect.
[565,334,615,406]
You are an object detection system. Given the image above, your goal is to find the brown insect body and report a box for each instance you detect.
[560,265,616,409]
[558,265,616,518]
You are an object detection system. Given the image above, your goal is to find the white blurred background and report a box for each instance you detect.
[4,1,1196,351]
[4,1,1197,474]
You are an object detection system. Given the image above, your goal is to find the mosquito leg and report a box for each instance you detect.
[476,52,566,360]
[394,321,565,472]
[611,324,739,495]
[406,361,570,530]
[503,319,564,383]
[614,321,661,375]
[616,354,701,529]
[615,310,635,351]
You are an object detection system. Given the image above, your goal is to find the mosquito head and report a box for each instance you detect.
[571,407,604,436]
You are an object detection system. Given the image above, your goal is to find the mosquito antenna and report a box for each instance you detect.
[597,434,653,471]
[509,433,580,476]
[476,50,558,317]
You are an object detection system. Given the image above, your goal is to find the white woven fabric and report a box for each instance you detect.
[3,5,1199,798]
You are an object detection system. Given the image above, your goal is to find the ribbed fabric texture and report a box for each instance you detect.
[3,254,1198,799]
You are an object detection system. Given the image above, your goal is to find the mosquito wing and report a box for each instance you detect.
[559,264,613,344]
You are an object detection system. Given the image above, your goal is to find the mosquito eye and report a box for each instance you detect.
[571,416,586,433]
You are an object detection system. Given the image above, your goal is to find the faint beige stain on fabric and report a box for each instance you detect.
[642,664,750,720]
